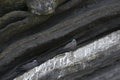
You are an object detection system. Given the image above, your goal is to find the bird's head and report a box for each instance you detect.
[33,60,37,63]
[72,39,76,43]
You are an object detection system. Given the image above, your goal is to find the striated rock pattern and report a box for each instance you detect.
[14,30,120,80]
[0,0,120,80]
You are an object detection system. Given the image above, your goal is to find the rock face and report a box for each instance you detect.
[0,0,120,80]
[27,0,67,15]
[0,0,26,16]
[14,30,120,80]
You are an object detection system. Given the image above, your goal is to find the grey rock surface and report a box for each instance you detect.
[27,0,67,15]
[0,0,26,17]
[0,0,120,80]
[81,61,120,80]
[14,30,120,80]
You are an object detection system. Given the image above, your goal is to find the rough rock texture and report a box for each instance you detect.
[14,30,120,80]
[0,0,26,17]
[27,0,67,15]
[0,0,120,80]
